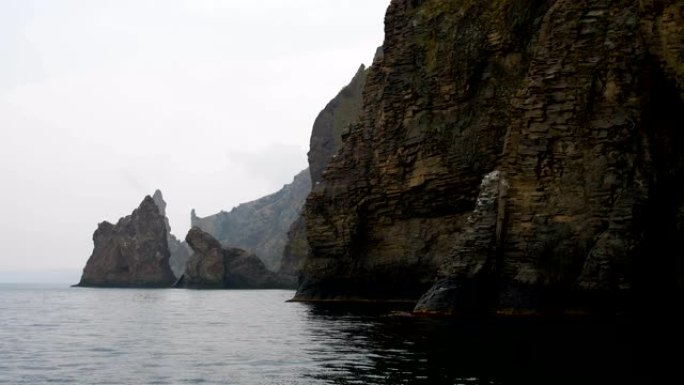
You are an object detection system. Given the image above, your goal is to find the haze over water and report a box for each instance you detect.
[0,285,661,385]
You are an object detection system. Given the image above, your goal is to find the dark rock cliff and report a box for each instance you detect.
[174,228,292,289]
[294,0,684,315]
[77,194,176,288]
[308,64,369,186]
[191,169,311,271]
[278,216,308,278]
[279,64,369,279]
[279,63,372,277]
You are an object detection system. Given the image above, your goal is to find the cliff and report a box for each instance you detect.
[294,0,684,315]
[308,64,369,186]
[174,228,292,289]
[191,169,310,271]
[76,194,176,288]
[279,64,369,278]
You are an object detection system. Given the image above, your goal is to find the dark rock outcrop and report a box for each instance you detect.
[294,0,684,315]
[191,169,310,271]
[174,228,292,289]
[77,194,176,288]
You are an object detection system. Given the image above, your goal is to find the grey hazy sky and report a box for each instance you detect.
[0,0,390,272]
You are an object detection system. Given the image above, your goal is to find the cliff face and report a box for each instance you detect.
[279,65,369,279]
[77,195,176,288]
[308,65,369,186]
[191,169,311,271]
[175,228,292,289]
[296,0,552,301]
[295,0,684,314]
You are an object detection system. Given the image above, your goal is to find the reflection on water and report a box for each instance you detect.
[0,285,678,384]
[300,304,646,385]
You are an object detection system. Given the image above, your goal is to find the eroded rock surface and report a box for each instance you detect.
[175,228,292,289]
[280,64,369,281]
[308,64,368,186]
[295,0,684,315]
[77,195,176,288]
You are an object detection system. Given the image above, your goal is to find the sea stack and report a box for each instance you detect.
[76,193,176,288]
[174,227,293,289]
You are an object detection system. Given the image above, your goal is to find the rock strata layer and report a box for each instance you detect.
[295,0,684,315]
[280,64,369,280]
[308,64,368,186]
[175,228,292,289]
[77,195,176,288]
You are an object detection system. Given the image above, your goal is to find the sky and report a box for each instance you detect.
[0,0,390,279]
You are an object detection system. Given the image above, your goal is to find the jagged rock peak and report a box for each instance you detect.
[151,189,166,217]
[148,189,193,279]
[150,189,172,235]
[76,193,176,288]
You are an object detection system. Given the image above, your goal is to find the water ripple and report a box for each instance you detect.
[0,285,653,385]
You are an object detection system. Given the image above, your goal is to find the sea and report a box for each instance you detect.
[0,284,677,385]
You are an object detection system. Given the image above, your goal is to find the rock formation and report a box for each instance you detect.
[151,190,171,233]
[174,227,292,289]
[191,169,311,271]
[280,64,369,279]
[76,194,176,288]
[150,189,193,278]
[294,0,684,315]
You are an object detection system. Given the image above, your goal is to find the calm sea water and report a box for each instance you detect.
[0,284,674,384]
